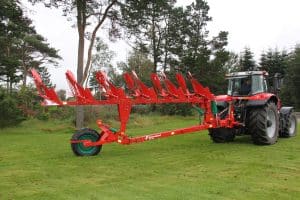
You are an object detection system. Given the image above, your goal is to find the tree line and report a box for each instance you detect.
[0,0,299,128]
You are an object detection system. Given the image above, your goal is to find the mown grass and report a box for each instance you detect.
[0,115,300,200]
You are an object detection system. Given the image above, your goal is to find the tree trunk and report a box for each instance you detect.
[81,0,117,85]
[9,80,13,94]
[75,0,86,129]
[76,29,85,129]
[163,49,168,73]
[6,76,9,94]
[23,69,27,87]
[151,6,157,73]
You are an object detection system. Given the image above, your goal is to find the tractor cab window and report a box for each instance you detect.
[227,75,268,96]
[227,77,252,96]
[252,75,266,94]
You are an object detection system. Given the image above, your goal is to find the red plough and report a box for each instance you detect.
[30,69,238,156]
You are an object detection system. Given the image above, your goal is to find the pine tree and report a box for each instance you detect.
[0,0,61,91]
[0,0,31,92]
[259,49,288,77]
[38,67,53,87]
[239,47,256,71]
[283,46,300,109]
[19,33,61,86]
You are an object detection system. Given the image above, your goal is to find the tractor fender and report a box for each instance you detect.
[280,107,294,115]
[246,94,278,107]
[246,100,268,107]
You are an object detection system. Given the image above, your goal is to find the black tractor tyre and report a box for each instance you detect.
[208,128,235,143]
[280,113,297,138]
[71,128,102,156]
[247,102,279,145]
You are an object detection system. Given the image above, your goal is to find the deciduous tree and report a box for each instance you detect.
[121,0,175,73]
[29,0,120,128]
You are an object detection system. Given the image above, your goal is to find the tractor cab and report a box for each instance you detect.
[226,71,268,96]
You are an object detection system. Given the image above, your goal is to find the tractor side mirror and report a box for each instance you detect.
[273,73,282,94]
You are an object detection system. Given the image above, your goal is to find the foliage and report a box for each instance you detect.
[19,33,61,86]
[29,0,120,128]
[119,49,154,85]
[120,0,230,115]
[0,0,60,91]
[208,31,230,94]
[29,0,120,85]
[16,85,40,116]
[83,106,118,126]
[37,66,54,87]
[48,106,75,121]
[239,47,256,71]
[158,103,193,116]
[258,48,289,96]
[258,46,299,110]
[281,45,300,109]
[89,38,115,88]
[16,0,299,122]
[36,111,50,121]
[131,105,152,115]
[0,0,30,91]
[224,52,240,72]
[259,49,288,77]
[167,1,230,95]
[280,85,297,108]
[0,88,25,128]
[121,0,175,73]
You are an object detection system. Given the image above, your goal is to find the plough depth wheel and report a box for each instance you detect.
[71,129,102,156]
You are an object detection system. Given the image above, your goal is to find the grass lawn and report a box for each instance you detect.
[0,115,300,200]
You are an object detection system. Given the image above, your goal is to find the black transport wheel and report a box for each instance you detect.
[208,128,235,143]
[280,113,297,137]
[71,128,102,156]
[247,102,279,145]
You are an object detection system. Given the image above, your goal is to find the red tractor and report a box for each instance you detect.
[30,69,297,156]
[210,71,297,145]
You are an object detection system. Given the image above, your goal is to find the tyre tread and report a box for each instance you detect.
[71,128,102,156]
[247,102,279,145]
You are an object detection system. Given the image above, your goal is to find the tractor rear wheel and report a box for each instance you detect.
[247,102,279,145]
[71,128,102,156]
[280,113,297,137]
[208,128,235,143]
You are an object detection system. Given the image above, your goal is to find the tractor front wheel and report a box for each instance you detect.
[280,113,297,137]
[209,128,235,143]
[71,128,102,156]
[247,102,279,145]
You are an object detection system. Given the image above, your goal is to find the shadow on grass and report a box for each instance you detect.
[232,135,254,145]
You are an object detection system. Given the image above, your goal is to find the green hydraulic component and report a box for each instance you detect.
[192,105,204,124]
[109,127,118,133]
[211,101,218,115]
[193,105,204,116]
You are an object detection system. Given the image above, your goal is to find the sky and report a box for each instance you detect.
[22,0,300,90]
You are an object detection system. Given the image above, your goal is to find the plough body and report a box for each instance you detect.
[31,69,239,156]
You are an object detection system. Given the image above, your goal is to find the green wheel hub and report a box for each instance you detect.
[71,129,102,156]
[77,133,99,155]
